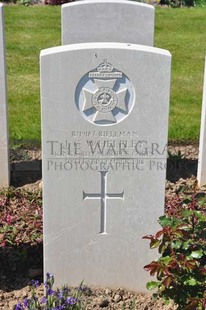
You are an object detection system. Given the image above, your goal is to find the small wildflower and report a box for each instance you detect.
[40,296,47,304]
[23,298,30,307]
[44,281,48,289]
[46,272,53,279]
[15,274,82,309]
[62,287,69,294]
[57,290,63,299]
[77,284,86,292]
[47,288,55,296]
[32,279,40,288]
[15,304,24,310]
[66,296,77,305]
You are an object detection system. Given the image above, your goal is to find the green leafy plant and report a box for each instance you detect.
[0,0,18,3]
[168,150,185,171]
[19,0,33,6]
[143,192,206,310]
[168,150,184,162]
[44,0,75,5]
[158,0,196,6]
[195,0,206,6]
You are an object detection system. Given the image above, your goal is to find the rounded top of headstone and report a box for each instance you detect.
[62,0,154,9]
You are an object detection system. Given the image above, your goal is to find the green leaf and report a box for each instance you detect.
[193,211,206,221]
[182,241,190,250]
[182,198,192,204]
[163,297,170,305]
[184,278,197,286]
[172,240,182,249]
[146,281,160,291]
[181,210,193,218]
[150,239,161,249]
[191,250,203,259]
[160,256,171,264]
[159,242,167,254]
[176,185,188,194]
[13,226,18,235]
[159,215,173,227]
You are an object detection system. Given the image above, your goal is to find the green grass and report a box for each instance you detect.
[155,7,206,141]
[4,5,61,143]
[4,5,206,143]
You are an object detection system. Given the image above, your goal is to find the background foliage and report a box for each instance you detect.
[2,6,206,143]
[144,191,206,309]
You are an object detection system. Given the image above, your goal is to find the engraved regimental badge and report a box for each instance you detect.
[75,60,135,125]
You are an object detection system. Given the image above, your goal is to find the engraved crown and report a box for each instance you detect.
[97,60,113,73]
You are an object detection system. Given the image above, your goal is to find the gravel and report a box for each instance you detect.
[0,284,177,309]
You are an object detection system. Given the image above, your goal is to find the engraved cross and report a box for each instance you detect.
[83,171,124,235]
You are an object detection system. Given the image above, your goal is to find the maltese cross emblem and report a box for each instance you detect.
[75,60,135,126]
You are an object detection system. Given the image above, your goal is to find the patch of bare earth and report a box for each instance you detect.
[0,143,204,309]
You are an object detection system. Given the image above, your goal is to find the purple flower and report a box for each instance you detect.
[77,285,86,292]
[62,287,70,295]
[66,296,77,305]
[15,304,24,310]
[46,272,53,279]
[31,279,40,288]
[23,298,31,307]
[44,281,48,288]
[57,290,63,299]
[45,272,54,289]
[40,296,48,304]
[47,288,55,295]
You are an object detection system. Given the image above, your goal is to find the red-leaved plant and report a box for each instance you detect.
[143,190,206,310]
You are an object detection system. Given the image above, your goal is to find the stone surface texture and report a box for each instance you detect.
[197,57,206,186]
[62,0,154,46]
[0,3,9,189]
[41,42,171,292]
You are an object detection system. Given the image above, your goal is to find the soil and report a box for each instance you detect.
[0,143,203,309]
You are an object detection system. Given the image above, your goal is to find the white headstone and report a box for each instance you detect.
[0,4,9,189]
[62,0,154,46]
[41,42,171,291]
[197,57,206,186]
